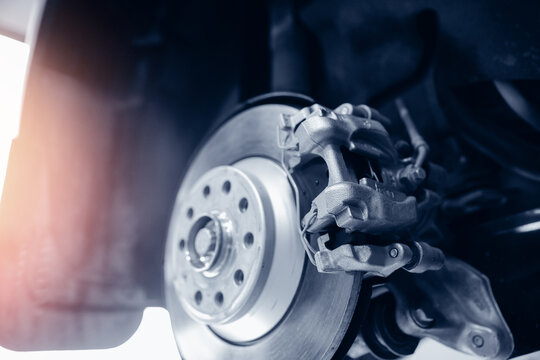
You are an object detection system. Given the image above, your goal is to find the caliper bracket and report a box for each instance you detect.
[315,234,444,276]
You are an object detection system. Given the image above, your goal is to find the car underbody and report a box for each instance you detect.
[0,1,539,359]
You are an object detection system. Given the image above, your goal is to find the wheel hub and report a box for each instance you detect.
[171,159,304,342]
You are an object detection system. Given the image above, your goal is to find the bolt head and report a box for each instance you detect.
[412,167,426,182]
[411,307,434,328]
[472,335,484,348]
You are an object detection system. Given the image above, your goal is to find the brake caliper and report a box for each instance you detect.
[279,103,444,277]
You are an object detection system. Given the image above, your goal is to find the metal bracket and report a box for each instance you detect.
[315,234,444,277]
[314,234,413,276]
[388,257,514,360]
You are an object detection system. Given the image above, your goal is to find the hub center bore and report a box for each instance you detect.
[187,215,222,272]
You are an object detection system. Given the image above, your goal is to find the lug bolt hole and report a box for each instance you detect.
[239,198,248,212]
[203,186,211,198]
[179,239,185,251]
[222,181,231,194]
[194,291,202,305]
[234,270,244,286]
[215,292,224,307]
[187,208,194,219]
[243,232,254,248]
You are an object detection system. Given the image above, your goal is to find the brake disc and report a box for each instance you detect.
[164,102,362,359]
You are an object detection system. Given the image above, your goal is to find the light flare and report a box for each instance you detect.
[0,34,29,202]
